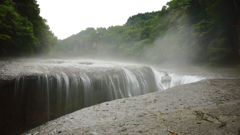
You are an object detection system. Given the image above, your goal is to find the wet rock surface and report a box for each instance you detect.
[24,79,240,135]
[0,59,147,81]
[0,59,205,135]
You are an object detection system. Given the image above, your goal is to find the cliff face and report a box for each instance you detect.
[0,80,16,134]
[0,59,162,135]
[24,79,240,135]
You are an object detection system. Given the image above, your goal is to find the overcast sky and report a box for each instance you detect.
[37,0,171,39]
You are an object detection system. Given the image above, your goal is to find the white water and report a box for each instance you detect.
[152,68,204,89]
[12,60,204,125]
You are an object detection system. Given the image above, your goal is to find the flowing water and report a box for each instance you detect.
[0,59,204,134]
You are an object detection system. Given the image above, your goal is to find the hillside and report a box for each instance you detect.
[52,0,240,66]
[0,0,57,57]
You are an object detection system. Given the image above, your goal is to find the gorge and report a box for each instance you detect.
[0,59,203,135]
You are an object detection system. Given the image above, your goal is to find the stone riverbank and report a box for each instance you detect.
[24,79,240,135]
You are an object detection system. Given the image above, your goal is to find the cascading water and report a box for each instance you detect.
[14,65,160,117]
[152,69,204,89]
[0,59,204,135]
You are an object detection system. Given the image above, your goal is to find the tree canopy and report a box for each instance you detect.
[52,0,240,66]
[0,0,57,57]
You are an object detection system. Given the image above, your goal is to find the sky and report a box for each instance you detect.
[37,0,171,40]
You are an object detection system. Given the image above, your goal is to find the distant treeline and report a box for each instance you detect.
[0,0,57,57]
[53,0,239,66]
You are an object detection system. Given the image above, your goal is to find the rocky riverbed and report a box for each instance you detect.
[24,79,240,135]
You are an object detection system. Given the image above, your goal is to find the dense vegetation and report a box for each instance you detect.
[53,0,240,66]
[0,0,57,57]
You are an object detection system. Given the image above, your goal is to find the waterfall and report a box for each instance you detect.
[1,60,204,134]
[12,64,160,131]
[13,66,203,124]
[152,69,204,89]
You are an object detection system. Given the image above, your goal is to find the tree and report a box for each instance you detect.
[0,0,57,57]
[53,0,239,66]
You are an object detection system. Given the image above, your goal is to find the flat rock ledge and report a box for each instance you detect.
[24,79,240,135]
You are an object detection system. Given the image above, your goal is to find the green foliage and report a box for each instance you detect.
[53,0,239,66]
[0,0,57,57]
[125,12,158,26]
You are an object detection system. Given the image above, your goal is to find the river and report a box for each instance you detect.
[0,58,239,135]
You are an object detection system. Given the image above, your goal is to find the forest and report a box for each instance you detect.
[0,0,57,56]
[0,0,239,66]
[52,0,240,66]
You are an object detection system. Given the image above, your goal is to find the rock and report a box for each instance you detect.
[22,79,240,135]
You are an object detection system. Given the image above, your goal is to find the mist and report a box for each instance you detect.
[49,18,200,69]
[141,18,201,67]
[48,0,239,68]
[1,0,240,134]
